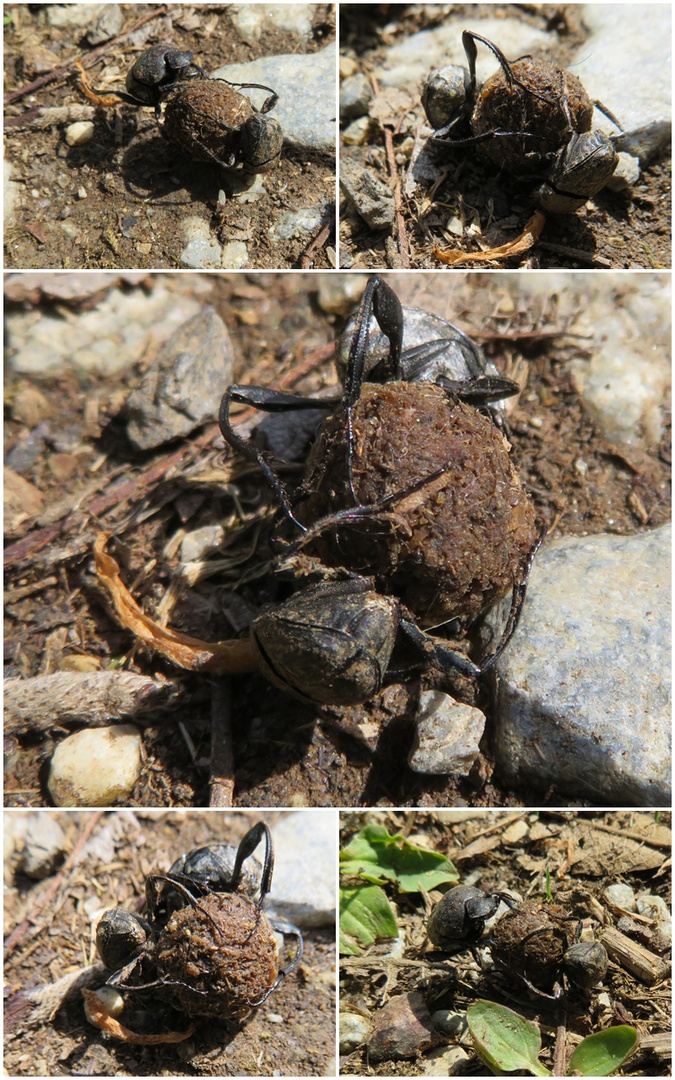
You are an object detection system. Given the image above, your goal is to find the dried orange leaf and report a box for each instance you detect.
[94,533,259,674]
[76,59,124,108]
[433,210,546,265]
[82,989,195,1045]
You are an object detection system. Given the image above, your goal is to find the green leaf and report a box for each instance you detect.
[340,824,458,893]
[568,1026,638,1076]
[468,1001,551,1076]
[339,884,399,955]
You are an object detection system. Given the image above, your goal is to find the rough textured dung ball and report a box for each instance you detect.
[296,382,537,626]
[471,57,594,174]
[162,80,253,164]
[490,900,574,992]
[156,893,278,1019]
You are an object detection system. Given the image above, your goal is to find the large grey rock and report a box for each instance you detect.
[267,811,335,928]
[126,308,234,450]
[486,526,671,806]
[576,6,671,143]
[211,46,335,152]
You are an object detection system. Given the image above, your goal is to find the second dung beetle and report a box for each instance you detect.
[125,44,207,118]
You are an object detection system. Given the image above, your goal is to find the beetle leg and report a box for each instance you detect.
[436,373,520,406]
[462,30,514,91]
[219,385,336,531]
[248,920,304,1005]
[230,822,274,905]
[399,618,481,679]
[481,520,546,671]
[342,276,404,503]
[214,79,279,114]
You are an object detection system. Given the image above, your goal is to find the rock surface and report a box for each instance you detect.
[485,525,671,806]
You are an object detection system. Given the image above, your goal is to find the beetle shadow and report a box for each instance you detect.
[62,111,253,209]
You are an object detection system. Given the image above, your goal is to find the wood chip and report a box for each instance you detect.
[600,926,671,985]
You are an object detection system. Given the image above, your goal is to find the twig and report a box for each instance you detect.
[4,811,105,959]
[209,678,235,806]
[298,220,333,268]
[537,241,613,268]
[552,999,568,1077]
[383,126,410,267]
[4,6,168,105]
[278,343,336,390]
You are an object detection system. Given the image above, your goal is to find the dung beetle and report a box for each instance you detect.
[422,29,621,213]
[126,44,206,118]
[220,276,543,706]
[427,885,515,952]
[561,939,609,990]
[96,822,303,1021]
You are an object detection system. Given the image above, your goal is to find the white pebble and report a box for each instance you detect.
[84,986,125,1026]
[48,725,141,806]
[603,883,636,911]
[65,121,95,147]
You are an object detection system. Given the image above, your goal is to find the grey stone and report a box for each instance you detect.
[229,4,315,43]
[603,883,636,911]
[211,46,335,152]
[5,283,201,375]
[486,526,671,806]
[340,74,373,120]
[266,812,335,928]
[268,203,331,242]
[18,814,68,879]
[430,1010,469,1040]
[636,895,672,942]
[220,241,249,269]
[126,308,234,450]
[575,6,671,137]
[340,160,395,230]
[342,116,374,146]
[408,691,486,775]
[86,4,122,44]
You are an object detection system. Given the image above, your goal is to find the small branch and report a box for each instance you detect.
[209,677,235,806]
[383,126,410,267]
[298,220,333,268]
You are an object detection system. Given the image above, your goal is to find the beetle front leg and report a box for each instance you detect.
[230,822,274,905]
[481,521,546,670]
[219,384,336,532]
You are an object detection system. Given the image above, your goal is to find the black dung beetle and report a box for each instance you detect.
[126,44,206,118]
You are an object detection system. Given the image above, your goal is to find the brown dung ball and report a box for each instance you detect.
[471,57,594,174]
[295,382,537,627]
[490,900,575,993]
[162,80,253,165]
[155,893,279,1020]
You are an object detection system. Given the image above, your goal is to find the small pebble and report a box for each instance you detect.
[501,818,530,845]
[181,525,226,564]
[220,241,249,268]
[76,187,87,199]
[603,883,636,911]
[340,1012,371,1054]
[424,1045,471,1075]
[636,895,672,942]
[65,121,95,147]
[84,987,125,1026]
[368,992,439,1062]
[431,1010,469,1039]
[48,725,141,806]
[342,116,373,146]
[408,691,486,775]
